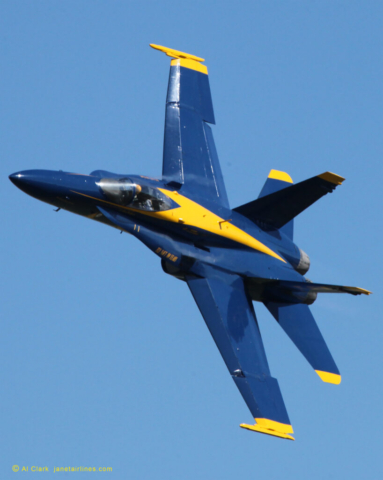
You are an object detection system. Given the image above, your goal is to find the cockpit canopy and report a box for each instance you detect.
[97,177,173,212]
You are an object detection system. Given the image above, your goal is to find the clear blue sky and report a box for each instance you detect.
[1,1,382,478]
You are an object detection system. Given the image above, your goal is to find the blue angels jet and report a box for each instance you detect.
[9,45,370,440]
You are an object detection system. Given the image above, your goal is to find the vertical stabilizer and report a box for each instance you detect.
[258,170,294,240]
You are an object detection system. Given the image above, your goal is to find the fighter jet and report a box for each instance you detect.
[9,44,370,440]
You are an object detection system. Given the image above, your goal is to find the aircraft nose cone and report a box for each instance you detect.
[9,169,63,200]
[9,172,24,187]
[9,171,40,192]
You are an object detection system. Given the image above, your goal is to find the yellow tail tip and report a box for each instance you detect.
[315,370,342,384]
[268,169,293,183]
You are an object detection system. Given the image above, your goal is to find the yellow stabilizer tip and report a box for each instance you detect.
[268,169,293,184]
[159,189,286,262]
[240,424,295,441]
[345,286,372,295]
[150,44,205,62]
[315,370,342,384]
[318,172,345,185]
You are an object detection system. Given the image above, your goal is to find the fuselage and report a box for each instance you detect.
[9,169,308,291]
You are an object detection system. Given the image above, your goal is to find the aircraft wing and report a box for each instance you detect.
[151,44,230,209]
[186,268,294,440]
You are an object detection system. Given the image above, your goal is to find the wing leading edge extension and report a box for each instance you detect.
[151,44,229,209]
[186,268,294,440]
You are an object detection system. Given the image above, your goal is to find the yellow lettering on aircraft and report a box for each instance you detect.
[155,246,177,262]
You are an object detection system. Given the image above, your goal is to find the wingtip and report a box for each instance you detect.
[150,43,207,74]
[315,370,341,384]
[240,418,295,440]
[149,43,205,62]
[240,423,295,440]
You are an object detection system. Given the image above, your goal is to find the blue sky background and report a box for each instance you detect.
[1,1,382,478]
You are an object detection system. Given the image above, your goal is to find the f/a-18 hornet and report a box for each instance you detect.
[9,44,370,440]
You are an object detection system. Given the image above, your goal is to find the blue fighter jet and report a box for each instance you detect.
[9,44,370,440]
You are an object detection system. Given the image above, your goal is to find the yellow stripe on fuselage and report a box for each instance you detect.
[71,189,285,262]
[158,190,286,262]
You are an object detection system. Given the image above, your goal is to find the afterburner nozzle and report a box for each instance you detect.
[296,249,310,275]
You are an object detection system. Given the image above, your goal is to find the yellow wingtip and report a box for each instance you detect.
[150,44,205,62]
[240,423,295,440]
[240,418,295,440]
[150,44,208,74]
[315,370,342,384]
[255,418,294,433]
[318,172,345,185]
[268,169,293,184]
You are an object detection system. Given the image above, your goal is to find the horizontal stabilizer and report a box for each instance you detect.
[272,279,372,297]
[234,171,345,228]
[258,170,294,240]
[258,170,293,198]
[264,302,341,383]
[247,277,371,305]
